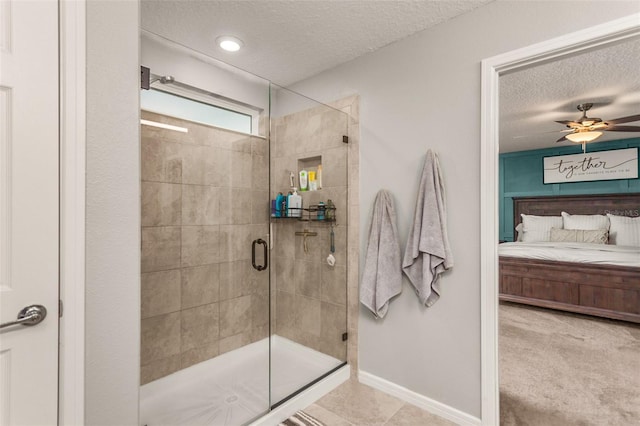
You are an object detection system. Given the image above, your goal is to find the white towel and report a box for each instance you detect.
[402,150,453,307]
[360,190,402,318]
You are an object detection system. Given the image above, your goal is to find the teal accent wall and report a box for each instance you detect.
[499,138,640,241]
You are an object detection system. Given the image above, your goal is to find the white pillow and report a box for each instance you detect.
[607,214,640,247]
[549,228,608,244]
[521,214,563,242]
[561,211,609,231]
[515,223,523,242]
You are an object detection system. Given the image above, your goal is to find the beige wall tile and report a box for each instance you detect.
[181,343,219,369]
[182,185,221,226]
[229,188,252,225]
[252,324,269,342]
[141,227,181,273]
[252,292,269,329]
[322,147,348,189]
[321,301,347,352]
[275,290,296,335]
[252,190,270,225]
[295,260,321,299]
[231,151,253,188]
[141,182,182,227]
[181,225,220,267]
[252,154,269,191]
[181,264,220,309]
[140,354,181,386]
[295,295,321,337]
[219,225,253,263]
[272,222,298,258]
[219,332,252,355]
[207,148,231,187]
[219,260,252,301]
[181,303,220,352]
[272,156,297,192]
[142,269,181,319]
[274,256,295,294]
[219,295,252,338]
[141,137,182,183]
[321,264,347,306]
[141,312,181,365]
[252,136,269,157]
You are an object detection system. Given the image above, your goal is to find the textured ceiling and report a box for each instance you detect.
[141,1,639,154]
[500,37,640,153]
[141,0,493,86]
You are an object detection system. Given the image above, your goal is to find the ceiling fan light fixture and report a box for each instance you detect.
[566,131,603,143]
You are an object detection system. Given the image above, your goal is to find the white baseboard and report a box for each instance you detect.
[358,370,481,426]
[250,364,350,426]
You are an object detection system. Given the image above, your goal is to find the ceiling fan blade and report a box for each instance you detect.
[606,114,640,125]
[513,129,572,139]
[556,135,568,143]
[555,120,580,127]
[604,125,640,132]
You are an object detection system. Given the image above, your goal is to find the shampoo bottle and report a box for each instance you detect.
[299,170,308,191]
[275,192,285,217]
[288,187,302,217]
[316,164,323,189]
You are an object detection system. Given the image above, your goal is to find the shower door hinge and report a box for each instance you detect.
[342,332,348,342]
[141,66,150,90]
[342,135,349,144]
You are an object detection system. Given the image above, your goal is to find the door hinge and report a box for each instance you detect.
[59,299,63,318]
[342,135,349,144]
[141,66,150,90]
[342,332,348,342]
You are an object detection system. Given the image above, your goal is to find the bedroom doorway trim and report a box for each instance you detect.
[479,13,640,425]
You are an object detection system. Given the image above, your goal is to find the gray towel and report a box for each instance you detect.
[402,150,453,307]
[360,190,402,318]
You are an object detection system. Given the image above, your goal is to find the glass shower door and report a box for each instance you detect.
[269,85,349,406]
[139,31,272,426]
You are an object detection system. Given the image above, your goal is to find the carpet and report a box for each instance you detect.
[499,302,640,425]
[279,410,326,426]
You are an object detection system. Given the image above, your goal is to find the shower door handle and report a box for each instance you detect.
[252,238,268,271]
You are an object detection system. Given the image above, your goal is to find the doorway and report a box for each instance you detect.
[480,14,640,425]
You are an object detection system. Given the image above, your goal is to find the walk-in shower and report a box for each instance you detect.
[139,32,349,425]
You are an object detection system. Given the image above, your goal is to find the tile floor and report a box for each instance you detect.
[303,380,454,425]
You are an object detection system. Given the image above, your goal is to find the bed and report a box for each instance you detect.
[498,193,640,323]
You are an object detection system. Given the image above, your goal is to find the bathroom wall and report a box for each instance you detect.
[287,0,640,419]
[270,98,350,361]
[140,110,270,384]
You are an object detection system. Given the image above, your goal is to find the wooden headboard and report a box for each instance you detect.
[514,193,640,227]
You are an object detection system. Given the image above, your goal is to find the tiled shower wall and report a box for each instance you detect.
[140,111,270,385]
[271,103,350,361]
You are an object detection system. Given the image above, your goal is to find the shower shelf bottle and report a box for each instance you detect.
[287,187,302,218]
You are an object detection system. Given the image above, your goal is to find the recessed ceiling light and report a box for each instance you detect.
[216,35,243,52]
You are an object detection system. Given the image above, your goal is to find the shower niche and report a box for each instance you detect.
[138,31,349,426]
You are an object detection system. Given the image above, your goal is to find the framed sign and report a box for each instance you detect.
[543,147,638,184]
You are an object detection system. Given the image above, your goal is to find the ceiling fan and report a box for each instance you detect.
[555,103,640,144]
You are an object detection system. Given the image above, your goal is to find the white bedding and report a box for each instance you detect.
[499,242,640,268]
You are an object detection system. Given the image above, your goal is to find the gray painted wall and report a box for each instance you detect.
[85,1,140,424]
[290,0,640,418]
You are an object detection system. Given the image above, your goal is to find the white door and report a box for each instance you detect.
[0,0,59,424]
